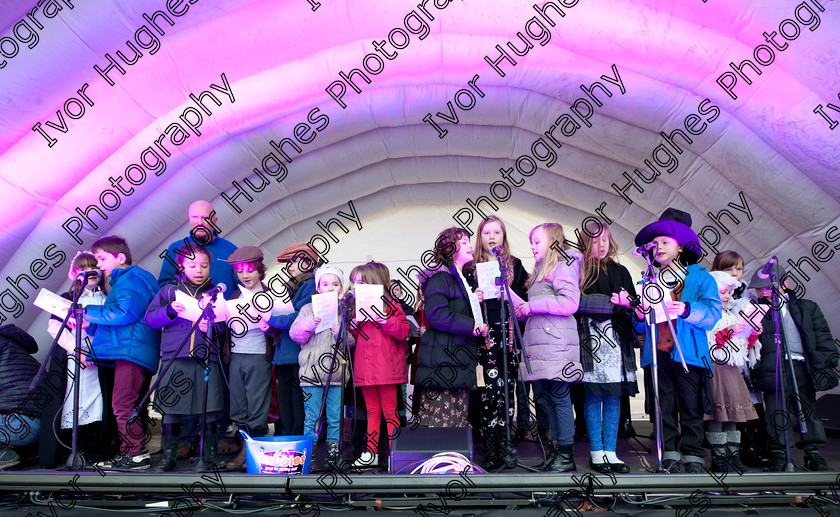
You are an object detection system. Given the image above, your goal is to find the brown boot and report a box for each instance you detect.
[226,448,247,470]
[176,444,195,460]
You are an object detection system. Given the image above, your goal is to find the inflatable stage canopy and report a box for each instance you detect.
[1,0,839,358]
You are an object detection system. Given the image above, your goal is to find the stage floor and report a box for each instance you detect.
[2,419,839,515]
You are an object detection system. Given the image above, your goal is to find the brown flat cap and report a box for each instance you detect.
[227,246,264,265]
[276,242,318,264]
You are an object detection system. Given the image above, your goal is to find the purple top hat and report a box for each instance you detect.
[634,207,703,265]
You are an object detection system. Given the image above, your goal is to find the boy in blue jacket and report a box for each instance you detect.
[634,209,722,473]
[81,236,161,470]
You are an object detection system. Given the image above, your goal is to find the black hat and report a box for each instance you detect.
[634,207,702,265]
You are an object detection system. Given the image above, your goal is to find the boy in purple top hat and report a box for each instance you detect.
[634,208,722,473]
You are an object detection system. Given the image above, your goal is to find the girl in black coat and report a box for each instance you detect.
[415,227,487,427]
[576,226,639,474]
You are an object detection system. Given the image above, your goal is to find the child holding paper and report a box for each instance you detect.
[223,246,282,470]
[83,236,160,471]
[290,266,353,465]
[711,250,766,467]
[575,225,638,474]
[704,271,760,473]
[144,244,226,471]
[46,252,106,462]
[416,228,487,433]
[348,262,410,468]
[463,215,528,468]
[514,223,582,472]
[632,208,721,474]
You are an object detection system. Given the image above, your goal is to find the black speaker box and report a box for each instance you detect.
[816,394,840,434]
[389,426,473,473]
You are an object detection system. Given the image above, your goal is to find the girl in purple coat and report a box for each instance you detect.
[515,223,582,472]
[144,244,225,471]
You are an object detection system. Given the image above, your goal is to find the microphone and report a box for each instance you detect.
[341,290,355,304]
[76,269,102,279]
[756,256,777,279]
[633,242,657,257]
[206,283,227,296]
[489,245,504,256]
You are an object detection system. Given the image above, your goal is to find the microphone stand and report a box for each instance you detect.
[637,246,690,472]
[490,249,538,473]
[764,258,805,472]
[30,274,93,471]
[313,294,352,470]
[194,291,220,472]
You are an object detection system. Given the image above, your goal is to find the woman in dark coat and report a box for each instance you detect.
[415,227,487,427]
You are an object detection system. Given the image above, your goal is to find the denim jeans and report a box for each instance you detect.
[302,386,341,442]
[0,413,41,447]
[534,379,574,444]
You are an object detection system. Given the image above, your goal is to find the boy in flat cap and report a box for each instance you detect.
[223,247,284,469]
[266,243,319,436]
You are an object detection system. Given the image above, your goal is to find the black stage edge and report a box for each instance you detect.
[1,470,838,494]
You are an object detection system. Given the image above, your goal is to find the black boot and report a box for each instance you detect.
[725,430,751,473]
[535,440,559,470]
[481,428,503,470]
[198,421,227,471]
[707,431,729,473]
[544,442,576,472]
[159,423,180,472]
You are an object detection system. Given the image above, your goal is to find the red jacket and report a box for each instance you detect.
[351,301,409,386]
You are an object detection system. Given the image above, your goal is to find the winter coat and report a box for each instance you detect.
[269,276,316,365]
[85,265,161,374]
[144,276,224,362]
[635,264,721,371]
[750,293,839,392]
[350,298,409,386]
[290,303,355,387]
[417,263,480,390]
[222,284,281,363]
[576,260,639,384]
[520,251,583,382]
[707,310,759,370]
[0,325,41,419]
[158,232,239,300]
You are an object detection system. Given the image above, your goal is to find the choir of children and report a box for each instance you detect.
[19,205,837,474]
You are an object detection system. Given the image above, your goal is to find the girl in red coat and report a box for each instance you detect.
[348,262,410,468]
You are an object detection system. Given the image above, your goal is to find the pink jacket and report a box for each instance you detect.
[350,302,410,386]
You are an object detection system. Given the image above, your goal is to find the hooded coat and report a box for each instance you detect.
[85,265,161,374]
[268,274,316,366]
[750,293,839,392]
[416,262,479,390]
[635,263,721,371]
[350,299,409,386]
[520,250,583,382]
[0,324,41,418]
